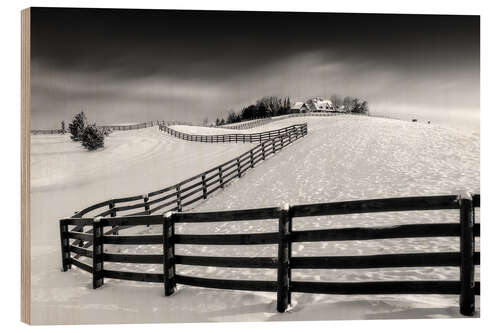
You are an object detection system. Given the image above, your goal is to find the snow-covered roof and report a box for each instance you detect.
[310,99,334,110]
[291,102,306,110]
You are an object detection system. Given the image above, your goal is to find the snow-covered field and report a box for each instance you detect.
[30,116,480,324]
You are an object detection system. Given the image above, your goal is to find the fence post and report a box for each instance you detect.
[92,217,104,289]
[237,158,241,177]
[143,194,150,213]
[219,167,224,188]
[459,193,475,316]
[176,185,182,212]
[59,220,71,271]
[163,212,176,296]
[250,150,255,168]
[109,201,118,235]
[202,174,207,199]
[262,144,266,160]
[277,203,292,313]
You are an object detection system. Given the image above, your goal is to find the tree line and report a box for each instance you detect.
[216,96,293,126]
[215,95,369,126]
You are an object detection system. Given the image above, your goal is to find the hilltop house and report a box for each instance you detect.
[292,98,347,113]
[291,102,309,113]
[308,98,335,112]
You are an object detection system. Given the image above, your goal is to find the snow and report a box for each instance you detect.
[30,116,479,324]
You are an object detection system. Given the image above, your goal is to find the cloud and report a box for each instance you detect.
[30,49,479,133]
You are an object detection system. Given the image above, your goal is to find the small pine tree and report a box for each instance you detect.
[61,120,66,134]
[81,124,105,151]
[68,111,87,141]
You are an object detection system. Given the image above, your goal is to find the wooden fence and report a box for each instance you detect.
[30,120,192,135]
[100,121,159,131]
[217,112,369,131]
[159,123,307,143]
[61,194,480,316]
[218,117,274,130]
[30,129,64,135]
[64,125,307,251]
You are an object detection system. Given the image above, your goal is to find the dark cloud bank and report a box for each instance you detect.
[30,8,479,132]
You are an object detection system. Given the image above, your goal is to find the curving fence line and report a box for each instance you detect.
[60,194,480,316]
[64,124,308,250]
[159,123,307,143]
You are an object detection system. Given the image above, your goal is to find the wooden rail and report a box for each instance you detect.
[61,193,480,316]
[159,123,307,143]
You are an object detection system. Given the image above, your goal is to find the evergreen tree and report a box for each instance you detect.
[68,111,87,141]
[80,124,105,151]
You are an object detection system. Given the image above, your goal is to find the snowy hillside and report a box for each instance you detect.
[30,116,480,324]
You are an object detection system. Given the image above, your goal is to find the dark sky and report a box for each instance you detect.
[30,8,480,131]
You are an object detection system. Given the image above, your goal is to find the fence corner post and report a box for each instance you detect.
[92,216,104,289]
[277,203,292,313]
[163,212,176,296]
[459,192,475,316]
[59,219,71,271]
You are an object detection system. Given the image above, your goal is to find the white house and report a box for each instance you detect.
[309,98,334,112]
[291,102,309,113]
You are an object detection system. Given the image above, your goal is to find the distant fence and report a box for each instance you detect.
[219,117,274,130]
[218,112,368,131]
[100,121,158,131]
[160,123,307,143]
[30,129,64,135]
[61,194,480,316]
[30,120,192,135]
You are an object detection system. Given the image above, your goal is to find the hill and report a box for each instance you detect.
[30,116,480,323]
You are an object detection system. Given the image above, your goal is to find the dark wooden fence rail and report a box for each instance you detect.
[159,123,307,143]
[61,193,480,316]
[65,124,308,251]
